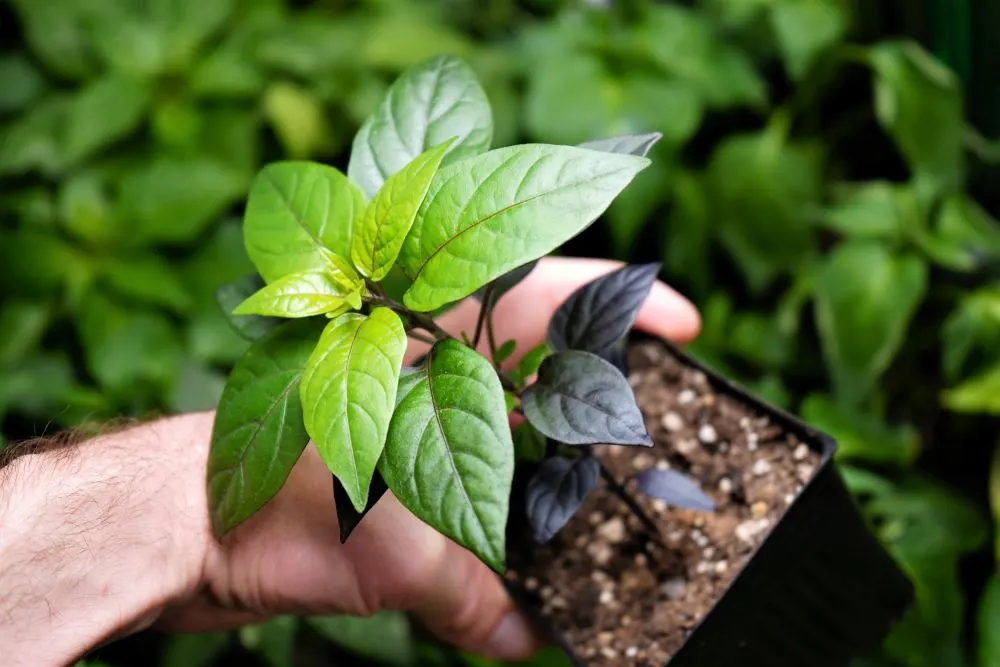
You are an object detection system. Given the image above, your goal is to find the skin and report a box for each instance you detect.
[0,257,700,667]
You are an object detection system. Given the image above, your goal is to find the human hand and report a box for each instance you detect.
[0,257,698,666]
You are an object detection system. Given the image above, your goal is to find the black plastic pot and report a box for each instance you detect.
[506,340,914,667]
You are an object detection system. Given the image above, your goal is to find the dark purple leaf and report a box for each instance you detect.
[635,468,715,512]
[334,471,389,543]
[473,260,539,305]
[548,263,661,356]
[526,456,600,543]
[522,350,652,446]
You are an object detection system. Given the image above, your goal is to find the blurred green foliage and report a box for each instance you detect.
[3,0,1000,665]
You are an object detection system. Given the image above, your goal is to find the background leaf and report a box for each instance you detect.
[525,455,600,543]
[215,275,280,342]
[380,339,513,570]
[207,320,318,535]
[348,55,493,200]
[308,612,414,667]
[522,350,652,446]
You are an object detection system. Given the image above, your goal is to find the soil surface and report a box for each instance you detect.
[506,342,822,666]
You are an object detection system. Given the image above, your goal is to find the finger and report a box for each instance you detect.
[404,543,539,661]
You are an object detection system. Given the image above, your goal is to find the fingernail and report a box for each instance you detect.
[486,611,537,660]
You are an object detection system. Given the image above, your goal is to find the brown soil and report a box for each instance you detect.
[506,342,822,666]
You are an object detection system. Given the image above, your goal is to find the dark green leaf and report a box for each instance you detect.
[232,270,362,319]
[513,342,553,384]
[351,140,454,281]
[8,0,96,79]
[307,613,414,667]
[706,128,821,292]
[942,287,1000,382]
[239,616,296,667]
[161,632,229,667]
[399,144,650,311]
[522,350,652,446]
[103,257,193,313]
[978,576,1000,667]
[525,456,600,543]
[548,263,660,357]
[243,162,366,282]
[65,74,149,165]
[169,361,227,413]
[0,299,50,367]
[0,95,68,176]
[494,339,517,365]
[207,321,318,535]
[814,242,928,404]
[770,1,846,80]
[919,195,1000,271]
[635,468,715,511]
[215,275,280,342]
[524,53,613,145]
[380,339,514,571]
[58,171,118,246]
[301,308,407,512]
[820,181,921,241]
[334,471,388,544]
[348,55,493,199]
[0,55,45,113]
[870,41,964,195]
[579,133,663,157]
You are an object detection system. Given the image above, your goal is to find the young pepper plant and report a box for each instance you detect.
[207,55,713,572]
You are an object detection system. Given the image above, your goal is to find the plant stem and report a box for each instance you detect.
[406,329,437,345]
[598,463,663,541]
[472,286,493,349]
[486,302,499,360]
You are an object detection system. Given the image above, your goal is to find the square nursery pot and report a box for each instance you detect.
[505,339,914,667]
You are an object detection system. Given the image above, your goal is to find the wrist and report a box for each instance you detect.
[0,413,214,665]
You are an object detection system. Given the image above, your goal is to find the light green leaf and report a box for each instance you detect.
[919,195,1000,271]
[58,171,118,245]
[821,181,922,241]
[800,394,920,465]
[348,55,493,199]
[352,140,453,281]
[525,53,613,146]
[380,339,514,571]
[770,1,847,80]
[0,300,50,367]
[399,144,649,311]
[814,241,928,404]
[233,270,362,319]
[263,81,334,159]
[301,308,407,512]
[243,162,367,283]
[308,612,414,667]
[65,74,149,165]
[208,321,318,535]
[870,41,964,195]
[942,362,1000,415]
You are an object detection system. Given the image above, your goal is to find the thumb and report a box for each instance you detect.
[409,543,539,661]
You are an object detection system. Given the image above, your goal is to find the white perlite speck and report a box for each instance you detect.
[677,389,697,404]
[794,444,810,460]
[735,518,771,544]
[752,459,772,476]
[662,411,684,432]
[698,424,718,444]
[661,577,687,600]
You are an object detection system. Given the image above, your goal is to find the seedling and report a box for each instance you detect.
[207,55,714,571]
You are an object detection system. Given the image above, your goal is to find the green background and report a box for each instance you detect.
[3,0,1000,665]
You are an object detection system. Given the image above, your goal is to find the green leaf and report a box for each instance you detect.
[706,128,821,292]
[58,171,118,246]
[978,576,1000,667]
[308,612,414,667]
[513,423,546,463]
[495,339,517,365]
[8,0,96,79]
[348,55,493,200]
[870,41,964,195]
[301,308,407,512]
[942,286,1000,382]
[65,74,149,165]
[814,242,928,404]
[233,270,362,319]
[525,53,613,146]
[800,394,919,465]
[770,1,847,80]
[243,162,367,283]
[169,360,227,413]
[161,632,229,667]
[821,181,922,241]
[942,362,1000,415]
[263,81,334,159]
[919,194,1000,271]
[121,157,245,245]
[216,275,281,342]
[208,321,318,535]
[0,300,50,367]
[0,55,45,113]
[240,616,296,667]
[103,257,193,313]
[380,339,514,571]
[0,95,68,176]
[351,140,454,281]
[399,144,650,311]
[513,342,553,384]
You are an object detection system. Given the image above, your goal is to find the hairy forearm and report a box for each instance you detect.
[0,416,212,666]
